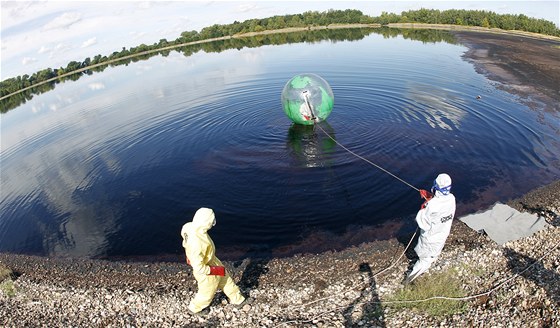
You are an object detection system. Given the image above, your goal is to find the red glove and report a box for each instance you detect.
[209,266,225,276]
[421,200,429,209]
[419,189,433,201]
[185,256,191,266]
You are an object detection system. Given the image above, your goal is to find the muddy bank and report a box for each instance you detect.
[452,30,560,112]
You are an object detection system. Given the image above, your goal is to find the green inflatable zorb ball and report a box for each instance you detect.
[281,73,334,125]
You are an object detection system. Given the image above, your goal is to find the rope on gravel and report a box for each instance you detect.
[271,228,419,327]
[272,235,560,327]
[379,236,560,304]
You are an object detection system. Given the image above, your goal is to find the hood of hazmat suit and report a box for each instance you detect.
[432,173,452,197]
[181,207,222,276]
[415,174,456,258]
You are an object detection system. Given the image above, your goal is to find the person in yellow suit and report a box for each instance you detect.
[181,207,246,315]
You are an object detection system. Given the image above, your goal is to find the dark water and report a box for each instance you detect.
[1,29,559,261]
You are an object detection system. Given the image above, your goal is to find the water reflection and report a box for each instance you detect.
[1,27,558,260]
[0,143,121,257]
[286,122,336,168]
[403,82,468,130]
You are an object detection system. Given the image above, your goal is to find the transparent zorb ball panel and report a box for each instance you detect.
[281,74,334,125]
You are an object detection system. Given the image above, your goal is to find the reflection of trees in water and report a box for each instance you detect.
[1,27,456,113]
[286,122,336,168]
[377,27,457,44]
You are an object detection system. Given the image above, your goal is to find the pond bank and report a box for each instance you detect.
[451,29,560,112]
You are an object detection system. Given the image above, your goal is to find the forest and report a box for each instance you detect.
[1,8,559,112]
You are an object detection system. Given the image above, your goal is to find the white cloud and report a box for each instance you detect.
[43,43,71,61]
[22,57,37,65]
[135,64,153,75]
[138,1,153,10]
[42,12,82,30]
[54,43,66,51]
[88,82,105,90]
[81,37,97,48]
[129,31,148,40]
[38,46,50,54]
[236,3,259,13]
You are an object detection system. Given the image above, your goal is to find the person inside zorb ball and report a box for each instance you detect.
[281,73,334,126]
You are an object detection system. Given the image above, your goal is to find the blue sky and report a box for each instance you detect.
[1,0,559,79]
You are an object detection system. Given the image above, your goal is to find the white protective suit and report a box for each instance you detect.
[408,174,456,282]
[181,208,245,313]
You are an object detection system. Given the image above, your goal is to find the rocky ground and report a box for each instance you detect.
[2,30,560,327]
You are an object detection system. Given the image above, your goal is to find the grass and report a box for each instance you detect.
[0,280,16,297]
[0,263,12,281]
[386,267,468,317]
[459,263,486,277]
[0,263,16,297]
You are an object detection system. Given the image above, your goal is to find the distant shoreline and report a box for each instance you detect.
[234,22,560,41]
[386,23,560,41]
[1,23,558,103]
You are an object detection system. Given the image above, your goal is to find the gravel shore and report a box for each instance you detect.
[2,29,560,327]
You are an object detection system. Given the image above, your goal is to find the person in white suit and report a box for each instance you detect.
[406,173,456,284]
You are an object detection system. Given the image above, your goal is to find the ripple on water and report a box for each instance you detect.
[1,31,559,259]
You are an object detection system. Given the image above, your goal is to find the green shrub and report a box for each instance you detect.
[0,264,16,297]
[0,280,16,297]
[386,268,467,316]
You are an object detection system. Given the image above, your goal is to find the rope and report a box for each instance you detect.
[283,228,418,311]
[381,236,560,304]
[270,228,418,328]
[272,235,560,327]
[315,123,420,192]
[272,121,559,326]
[272,120,424,327]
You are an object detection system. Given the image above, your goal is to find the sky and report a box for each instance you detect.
[1,0,559,80]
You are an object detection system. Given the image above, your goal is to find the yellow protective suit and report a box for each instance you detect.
[181,207,245,313]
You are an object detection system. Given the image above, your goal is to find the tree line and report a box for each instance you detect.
[1,8,558,112]
[376,8,559,35]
